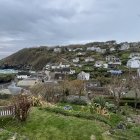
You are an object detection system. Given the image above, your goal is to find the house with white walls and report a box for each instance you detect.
[17,71,31,79]
[106,55,120,62]
[94,61,108,68]
[76,52,85,56]
[54,47,62,53]
[87,46,96,51]
[120,42,130,50]
[110,47,115,52]
[127,58,140,68]
[129,53,140,59]
[77,71,90,80]
[85,57,94,62]
[72,57,79,63]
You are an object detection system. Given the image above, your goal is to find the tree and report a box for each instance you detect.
[71,80,85,98]
[108,76,127,110]
[60,80,70,101]
[127,73,140,112]
[44,84,55,102]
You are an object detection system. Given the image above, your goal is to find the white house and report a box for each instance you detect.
[54,68,75,75]
[51,63,60,69]
[59,62,70,68]
[105,40,116,45]
[69,69,76,75]
[72,57,79,63]
[77,71,90,80]
[74,64,82,67]
[78,64,82,67]
[129,53,140,59]
[108,61,122,66]
[98,49,106,54]
[45,64,51,70]
[95,47,106,53]
[87,46,106,53]
[103,64,108,69]
[101,49,106,54]
[106,55,120,62]
[76,52,85,56]
[67,48,73,52]
[87,46,96,51]
[127,58,140,68]
[94,62,108,68]
[110,47,115,52]
[94,61,104,68]
[73,48,83,52]
[54,47,61,53]
[51,62,70,69]
[17,71,31,79]
[120,43,130,50]
[51,65,59,69]
[85,57,94,62]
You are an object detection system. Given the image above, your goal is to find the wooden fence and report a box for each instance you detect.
[0,106,15,117]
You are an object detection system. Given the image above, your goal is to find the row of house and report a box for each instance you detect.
[105,55,120,62]
[45,62,70,70]
[72,57,94,63]
[87,47,106,53]
[50,45,140,81]
[53,42,134,53]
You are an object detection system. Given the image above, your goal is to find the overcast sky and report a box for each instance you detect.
[0,0,140,59]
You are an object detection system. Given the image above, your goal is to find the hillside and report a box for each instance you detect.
[0,43,96,70]
[0,47,61,70]
[0,41,139,71]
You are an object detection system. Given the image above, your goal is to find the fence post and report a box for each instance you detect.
[0,106,15,117]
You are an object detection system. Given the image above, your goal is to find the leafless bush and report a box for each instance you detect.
[13,94,31,122]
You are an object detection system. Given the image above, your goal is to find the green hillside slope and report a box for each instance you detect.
[0,47,61,70]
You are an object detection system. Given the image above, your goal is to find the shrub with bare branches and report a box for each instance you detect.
[108,76,127,110]
[127,73,140,111]
[13,94,31,122]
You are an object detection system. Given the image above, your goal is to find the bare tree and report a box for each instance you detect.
[108,76,127,110]
[127,73,140,111]
[44,84,55,102]
[60,80,70,101]
[71,80,85,98]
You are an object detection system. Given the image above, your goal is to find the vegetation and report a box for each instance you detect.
[0,99,11,106]
[0,41,140,139]
[0,47,59,70]
[0,105,140,140]
[13,95,31,122]
[0,91,140,139]
[0,74,15,83]
[0,41,135,72]
[42,106,112,126]
[0,107,109,140]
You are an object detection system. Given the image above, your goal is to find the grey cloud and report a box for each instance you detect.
[0,0,140,58]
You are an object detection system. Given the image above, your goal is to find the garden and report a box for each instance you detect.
[0,94,140,140]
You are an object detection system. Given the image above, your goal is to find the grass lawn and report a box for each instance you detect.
[0,107,109,140]
[1,106,140,140]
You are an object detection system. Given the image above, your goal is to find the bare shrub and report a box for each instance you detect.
[13,94,31,122]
